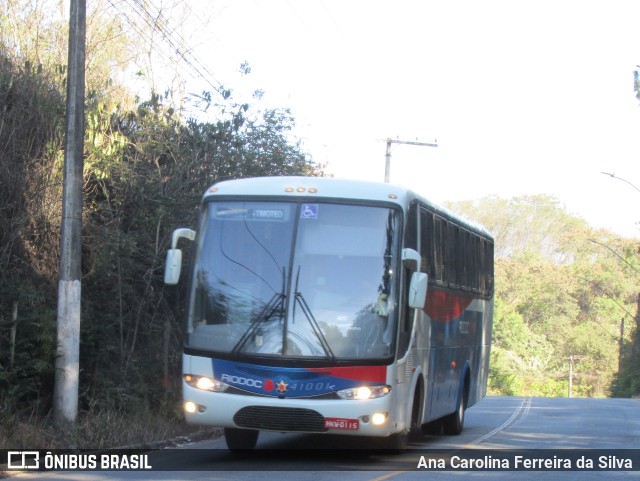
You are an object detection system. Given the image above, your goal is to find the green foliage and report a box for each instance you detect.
[0,46,65,417]
[3,0,640,450]
[0,21,322,430]
[488,347,525,396]
[450,196,640,398]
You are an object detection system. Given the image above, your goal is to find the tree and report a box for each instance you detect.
[1,0,322,430]
[449,196,639,397]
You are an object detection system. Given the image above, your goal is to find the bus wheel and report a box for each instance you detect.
[224,428,259,451]
[409,390,424,441]
[442,394,465,435]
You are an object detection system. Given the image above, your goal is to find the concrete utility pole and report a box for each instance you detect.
[619,317,625,374]
[55,0,86,424]
[384,138,438,183]
[567,355,585,398]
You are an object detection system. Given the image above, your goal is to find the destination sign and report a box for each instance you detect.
[213,204,290,221]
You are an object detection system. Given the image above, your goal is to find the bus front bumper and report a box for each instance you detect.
[182,383,399,438]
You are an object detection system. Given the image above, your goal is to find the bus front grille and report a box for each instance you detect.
[233,406,328,433]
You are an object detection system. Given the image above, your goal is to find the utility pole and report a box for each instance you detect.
[55,0,86,424]
[384,138,438,183]
[567,355,585,398]
[619,317,625,374]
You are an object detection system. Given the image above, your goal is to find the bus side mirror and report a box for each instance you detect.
[164,249,183,285]
[408,272,428,309]
[164,228,196,285]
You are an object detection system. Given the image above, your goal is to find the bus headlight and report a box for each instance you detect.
[184,401,207,414]
[337,385,391,400]
[371,412,388,425]
[184,375,229,392]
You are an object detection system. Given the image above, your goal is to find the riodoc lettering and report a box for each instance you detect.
[220,374,263,388]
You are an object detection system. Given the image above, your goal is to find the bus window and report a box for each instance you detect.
[405,202,418,252]
[419,208,433,277]
[471,235,480,293]
[446,222,458,288]
[434,217,445,285]
[460,230,470,290]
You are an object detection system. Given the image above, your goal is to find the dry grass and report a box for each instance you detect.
[0,407,219,449]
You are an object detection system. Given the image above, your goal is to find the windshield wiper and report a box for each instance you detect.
[232,267,286,355]
[292,266,336,361]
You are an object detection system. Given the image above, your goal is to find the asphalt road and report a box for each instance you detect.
[12,396,640,480]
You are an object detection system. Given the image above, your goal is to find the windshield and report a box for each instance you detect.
[186,200,399,361]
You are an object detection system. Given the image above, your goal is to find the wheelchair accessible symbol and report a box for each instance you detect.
[301,204,318,219]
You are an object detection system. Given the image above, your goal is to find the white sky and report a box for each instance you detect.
[172,0,640,238]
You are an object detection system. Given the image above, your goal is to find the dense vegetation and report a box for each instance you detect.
[0,0,638,449]
[447,196,640,398]
[0,0,320,447]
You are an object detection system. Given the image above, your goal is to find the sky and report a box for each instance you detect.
[157,0,640,238]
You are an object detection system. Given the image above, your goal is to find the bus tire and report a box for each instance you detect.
[443,389,466,435]
[409,388,424,441]
[224,428,259,451]
[443,399,464,435]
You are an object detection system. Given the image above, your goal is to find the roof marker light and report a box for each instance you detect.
[208,187,218,194]
[285,187,294,193]
[388,194,398,199]
[308,188,318,193]
[297,187,306,192]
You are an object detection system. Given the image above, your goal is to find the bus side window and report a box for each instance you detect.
[398,203,420,356]
[480,238,494,297]
[460,230,470,290]
[434,217,445,285]
[419,208,433,277]
[446,222,459,288]
[405,202,418,251]
[479,238,487,294]
[472,234,480,293]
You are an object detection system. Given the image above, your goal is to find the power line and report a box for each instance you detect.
[133,0,225,89]
[601,171,640,194]
[131,0,224,92]
[285,0,324,50]
[105,0,186,82]
[319,0,356,52]
[106,0,227,98]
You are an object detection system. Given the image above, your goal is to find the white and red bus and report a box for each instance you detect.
[164,176,493,450]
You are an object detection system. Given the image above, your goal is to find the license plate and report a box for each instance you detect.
[324,417,359,430]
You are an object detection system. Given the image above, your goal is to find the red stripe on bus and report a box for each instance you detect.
[425,290,473,322]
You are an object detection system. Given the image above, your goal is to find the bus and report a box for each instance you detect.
[164,176,494,450]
